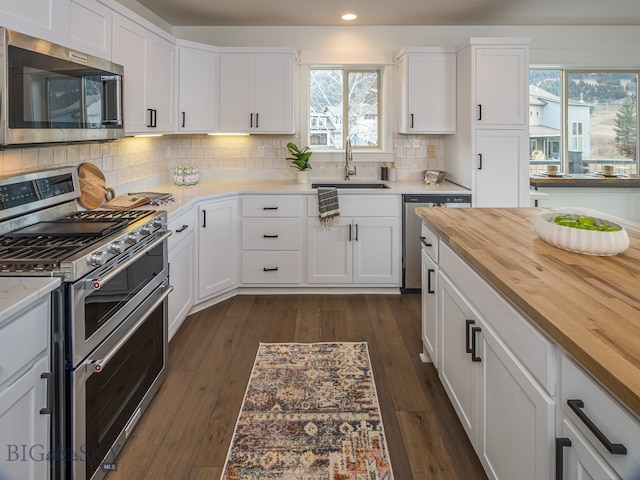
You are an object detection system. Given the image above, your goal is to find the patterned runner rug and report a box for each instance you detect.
[221,342,394,479]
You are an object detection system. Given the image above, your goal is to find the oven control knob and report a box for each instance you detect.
[141,224,153,235]
[110,240,125,254]
[89,251,107,266]
[152,219,163,229]
[127,231,141,244]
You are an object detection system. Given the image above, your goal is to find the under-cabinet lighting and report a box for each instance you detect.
[207,132,250,136]
[133,134,163,138]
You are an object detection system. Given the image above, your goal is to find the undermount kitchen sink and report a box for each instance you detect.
[311,182,391,189]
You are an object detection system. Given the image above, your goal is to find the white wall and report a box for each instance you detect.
[174,25,640,68]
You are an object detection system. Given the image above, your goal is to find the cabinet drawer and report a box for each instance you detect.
[421,223,439,262]
[307,194,401,217]
[242,196,302,217]
[241,251,302,284]
[242,219,302,250]
[168,206,195,250]
[440,242,555,394]
[561,355,640,478]
[0,299,49,387]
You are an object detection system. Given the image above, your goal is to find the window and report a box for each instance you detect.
[309,68,381,149]
[530,69,638,175]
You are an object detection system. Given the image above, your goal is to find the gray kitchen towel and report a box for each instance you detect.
[317,187,340,227]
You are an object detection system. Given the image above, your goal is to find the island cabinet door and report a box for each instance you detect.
[478,323,555,480]
[438,272,481,447]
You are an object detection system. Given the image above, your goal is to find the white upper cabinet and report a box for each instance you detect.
[397,48,456,134]
[112,14,175,135]
[0,0,62,43]
[62,0,112,59]
[218,51,295,134]
[177,42,218,133]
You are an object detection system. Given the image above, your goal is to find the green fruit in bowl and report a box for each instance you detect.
[552,214,621,232]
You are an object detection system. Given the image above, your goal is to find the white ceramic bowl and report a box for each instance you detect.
[535,210,630,256]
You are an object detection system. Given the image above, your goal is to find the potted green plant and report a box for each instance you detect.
[287,142,312,183]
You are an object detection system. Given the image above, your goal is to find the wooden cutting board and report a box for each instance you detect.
[77,163,115,209]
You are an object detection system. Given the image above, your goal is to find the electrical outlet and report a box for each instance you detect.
[427,145,437,158]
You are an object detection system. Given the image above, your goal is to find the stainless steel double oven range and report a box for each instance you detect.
[0,167,171,480]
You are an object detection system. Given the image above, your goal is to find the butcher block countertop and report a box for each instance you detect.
[415,207,640,416]
[530,173,640,187]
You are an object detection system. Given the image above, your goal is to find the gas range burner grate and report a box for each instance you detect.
[65,209,154,223]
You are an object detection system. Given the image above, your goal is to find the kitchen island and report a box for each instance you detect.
[416,206,640,415]
[415,206,640,479]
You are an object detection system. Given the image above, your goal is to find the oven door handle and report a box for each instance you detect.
[85,284,173,374]
[85,231,171,290]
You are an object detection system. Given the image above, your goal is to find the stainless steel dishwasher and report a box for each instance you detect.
[402,193,471,292]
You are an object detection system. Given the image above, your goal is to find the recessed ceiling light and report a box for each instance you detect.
[342,13,357,21]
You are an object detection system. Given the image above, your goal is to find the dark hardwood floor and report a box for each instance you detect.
[109,294,487,480]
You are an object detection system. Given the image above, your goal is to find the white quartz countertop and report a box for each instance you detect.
[0,277,60,322]
[136,178,470,216]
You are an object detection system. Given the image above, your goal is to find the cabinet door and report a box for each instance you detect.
[0,356,50,480]
[307,219,352,283]
[475,129,527,207]
[147,34,175,133]
[62,0,112,59]
[178,46,217,132]
[558,419,621,480]
[401,53,456,133]
[113,15,148,134]
[218,54,254,132]
[197,198,238,299]
[0,0,62,43]
[479,324,554,480]
[475,47,528,126]
[352,217,400,284]
[421,249,438,366]
[438,273,480,447]
[168,234,194,341]
[254,54,294,133]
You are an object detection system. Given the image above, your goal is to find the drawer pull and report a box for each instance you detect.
[263,267,279,272]
[175,224,189,233]
[465,319,475,353]
[263,234,279,238]
[263,206,279,210]
[567,399,627,455]
[555,437,571,480]
[420,236,432,247]
[427,268,435,294]
[471,326,482,362]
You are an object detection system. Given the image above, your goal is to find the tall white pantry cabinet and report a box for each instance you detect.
[445,38,530,208]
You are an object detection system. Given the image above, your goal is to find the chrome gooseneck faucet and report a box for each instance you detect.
[344,137,356,180]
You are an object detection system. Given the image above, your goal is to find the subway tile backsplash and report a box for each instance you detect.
[0,133,446,191]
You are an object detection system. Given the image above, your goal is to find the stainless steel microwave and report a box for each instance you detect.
[0,27,124,146]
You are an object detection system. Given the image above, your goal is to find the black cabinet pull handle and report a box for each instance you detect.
[181,111,186,128]
[263,206,279,210]
[465,319,475,353]
[477,104,482,121]
[420,236,432,247]
[427,268,435,294]
[348,223,352,242]
[355,224,359,241]
[256,113,259,128]
[175,224,189,233]
[555,438,571,480]
[263,267,278,272]
[478,153,483,170]
[263,234,279,238]
[39,372,53,415]
[147,108,154,128]
[250,113,253,128]
[410,113,414,129]
[471,326,482,362]
[567,399,627,455]
[202,210,206,228]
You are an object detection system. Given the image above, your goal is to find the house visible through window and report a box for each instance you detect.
[309,68,381,149]
[529,69,638,175]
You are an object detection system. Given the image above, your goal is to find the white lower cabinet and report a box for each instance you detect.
[438,253,554,480]
[0,296,52,480]
[421,249,438,366]
[167,207,195,340]
[197,197,238,300]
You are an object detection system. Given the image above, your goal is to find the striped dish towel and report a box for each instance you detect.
[317,187,340,227]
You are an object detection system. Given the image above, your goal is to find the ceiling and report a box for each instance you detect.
[133,0,640,27]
